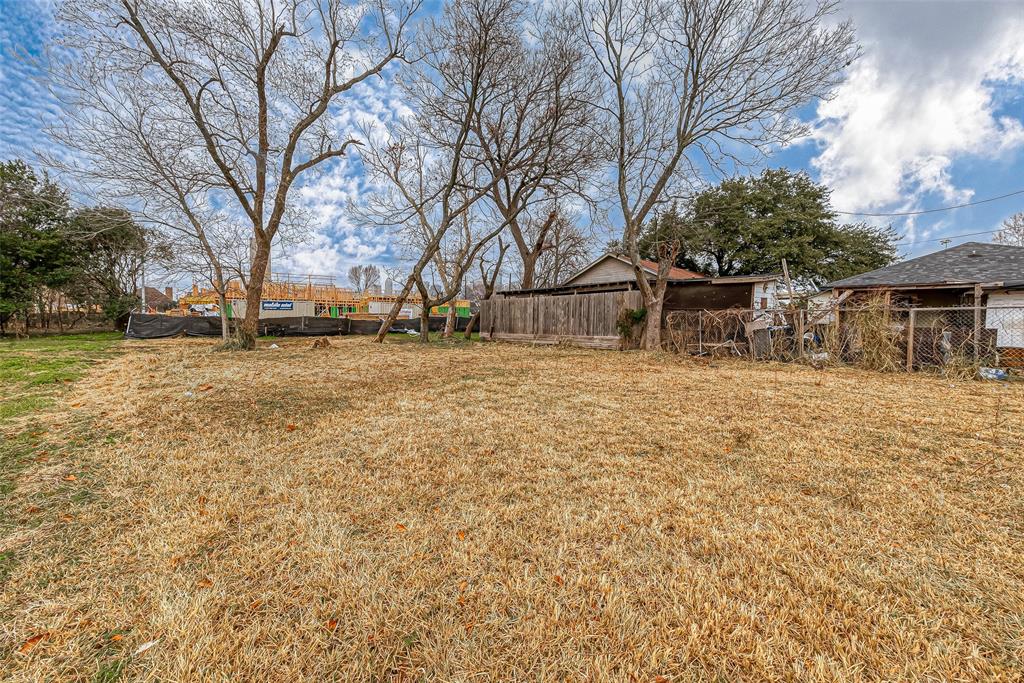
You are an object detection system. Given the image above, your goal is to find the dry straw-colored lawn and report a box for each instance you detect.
[2,336,1023,681]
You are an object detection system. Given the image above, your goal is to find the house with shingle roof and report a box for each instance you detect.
[827,241,1024,308]
[498,252,781,311]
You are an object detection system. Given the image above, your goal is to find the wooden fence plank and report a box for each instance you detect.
[480,291,642,348]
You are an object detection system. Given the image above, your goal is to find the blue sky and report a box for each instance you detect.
[3,0,1024,279]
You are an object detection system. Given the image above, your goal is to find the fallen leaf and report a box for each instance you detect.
[553,575,564,586]
[249,600,263,610]
[286,423,297,432]
[63,474,77,481]
[654,677,669,683]
[61,514,74,522]
[134,639,159,656]
[457,530,466,541]
[19,633,48,654]
[70,403,83,408]
[196,578,213,588]
[458,580,468,592]
[395,523,407,532]
[25,505,42,514]
[197,384,214,392]
[326,619,338,630]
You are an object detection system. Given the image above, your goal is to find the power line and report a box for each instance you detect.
[834,188,1024,217]
[894,228,1001,247]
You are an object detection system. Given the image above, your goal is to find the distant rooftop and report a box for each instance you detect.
[828,242,1024,289]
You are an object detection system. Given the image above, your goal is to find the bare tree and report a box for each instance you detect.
[172,217,255,338]
[463,238,509,338]
[532,209,595,288]
[994,212,1024,247]
[574,0,857,348]
[43,60,255,340]
[53,0,419,348]
[472,5,602,289]
[357,0,534,342]
[347,264,381,292]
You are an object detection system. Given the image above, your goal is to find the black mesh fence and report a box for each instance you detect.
[125,314,469,339]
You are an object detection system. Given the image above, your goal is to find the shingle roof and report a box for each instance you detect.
[139,287,174,306]
[828,242,1024,289]
[638,259,704,280]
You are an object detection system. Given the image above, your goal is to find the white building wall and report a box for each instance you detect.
[232,300,315,319]
[367,300,422,318]
[986,291,1024,348]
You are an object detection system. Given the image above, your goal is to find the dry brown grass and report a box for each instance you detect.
[2,337,1024,681]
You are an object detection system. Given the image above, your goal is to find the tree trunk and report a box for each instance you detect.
[520,251,538,290]
[239,235,271,349]
[463,311,479,339]
[373,274,418,342]
[217,291,230,340]
[442,303,456,338]
[419,304,431,343]
[642,292,665,350]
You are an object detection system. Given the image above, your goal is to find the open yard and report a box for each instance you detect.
[1,335,1023,681]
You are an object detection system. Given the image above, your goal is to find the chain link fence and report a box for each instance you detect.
[665,304,1024,377]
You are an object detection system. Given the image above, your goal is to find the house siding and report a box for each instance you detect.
[563,257,636,286]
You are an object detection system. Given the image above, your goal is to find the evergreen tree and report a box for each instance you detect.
[0,161,77,331]
[636,169,899,288]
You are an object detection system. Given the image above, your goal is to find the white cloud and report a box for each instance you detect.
[809,2,1024,216]
[277,68,409,277]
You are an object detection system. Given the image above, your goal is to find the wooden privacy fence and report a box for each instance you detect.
[480,290,643,349]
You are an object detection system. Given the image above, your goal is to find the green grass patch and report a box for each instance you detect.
[0,331,122,354]
[0,395,52,421]
[0,332,121,420]
[0,550,16,584]
[94,658,128,683]
[0,332,122,560]
[385,331,480,345]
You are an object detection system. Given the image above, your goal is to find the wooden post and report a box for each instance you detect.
[697,310,703,355]
[906,308,916,372]
[796,309,805,358]
[973,283,982,363]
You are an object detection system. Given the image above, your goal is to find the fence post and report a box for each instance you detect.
[906,308,916,372]
[698,310,703,355]
[796,309,805,358]
[748,311,756,360]
[974,284,983,364]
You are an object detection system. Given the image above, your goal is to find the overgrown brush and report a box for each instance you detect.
[842,298,905,372]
